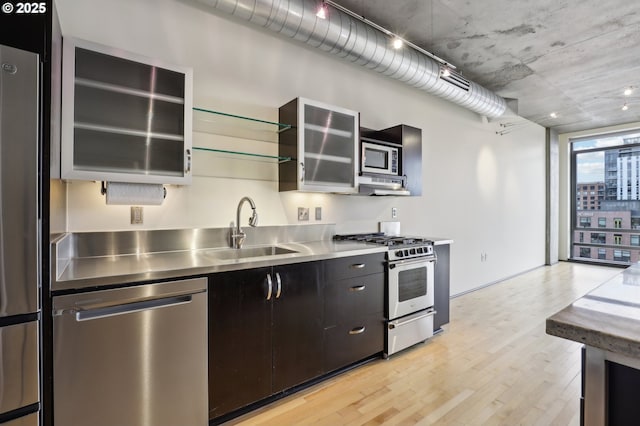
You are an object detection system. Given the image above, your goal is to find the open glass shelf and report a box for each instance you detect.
[193,146,291,163]
[192,107,292,163]
[192,107,290,142]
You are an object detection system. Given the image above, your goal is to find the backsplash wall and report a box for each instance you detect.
[53,0,546,295]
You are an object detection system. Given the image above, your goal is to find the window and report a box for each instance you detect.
[614,250,631,262]
[572,129,640,265]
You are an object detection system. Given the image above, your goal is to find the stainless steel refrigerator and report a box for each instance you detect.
[0,44,41,425]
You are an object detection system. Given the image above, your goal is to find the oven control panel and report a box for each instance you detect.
[389,244,434,261]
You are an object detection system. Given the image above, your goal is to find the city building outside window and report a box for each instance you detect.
[614,234,622,245]
[598,217,607,227]
[579,232,584,243]
[598,248,607,259]
[614,218,623,228]
[580,247,591,258]
[591,233,606,244]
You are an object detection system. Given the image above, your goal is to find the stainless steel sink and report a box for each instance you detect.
[207,246,298,260]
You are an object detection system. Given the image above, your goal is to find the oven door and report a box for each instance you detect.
[387,257,434,319]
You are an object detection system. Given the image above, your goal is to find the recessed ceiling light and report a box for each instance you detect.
[624,87,634,96]
[622,103,629,111]
[392,37,403,49]
[550,112,558,118]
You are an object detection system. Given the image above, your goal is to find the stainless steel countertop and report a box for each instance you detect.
[53,237,387,291]
[546,263,640,359]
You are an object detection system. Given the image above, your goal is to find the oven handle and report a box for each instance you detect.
[388,257,436,268]
[388,309,436,329]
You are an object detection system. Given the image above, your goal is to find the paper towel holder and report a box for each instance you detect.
[100,181,167,202]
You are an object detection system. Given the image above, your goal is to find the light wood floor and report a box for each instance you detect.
[225,262,621,425]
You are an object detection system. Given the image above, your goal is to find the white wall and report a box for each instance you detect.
[54,0,546,295]
[558,121,640,260]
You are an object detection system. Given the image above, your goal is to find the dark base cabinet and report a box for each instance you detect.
[208,261,323,421]
[208,267,272,419]
[209,253,385,423]
[323,253,385,372]
[272,262,324,392]
[433,244,450,332]
[606,361,640,425]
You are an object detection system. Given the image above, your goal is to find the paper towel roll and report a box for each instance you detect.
[105,182,165,205]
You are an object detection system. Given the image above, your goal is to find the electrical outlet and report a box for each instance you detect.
[315,207,322,220]
[131,206,143,225]
[391,207,397,219]
[298,207,309,221]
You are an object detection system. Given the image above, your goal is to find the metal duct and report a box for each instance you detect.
[197,0,507,118]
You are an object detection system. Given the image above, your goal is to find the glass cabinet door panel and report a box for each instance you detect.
[75,48,185,97]
[73,128,184,176]
[301,102,356,189]
[74,85,184,136]
[61,38,192,184]
[303,157,354,186]
[303,104,355,159]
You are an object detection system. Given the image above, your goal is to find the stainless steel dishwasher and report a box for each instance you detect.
[53,277,208,426]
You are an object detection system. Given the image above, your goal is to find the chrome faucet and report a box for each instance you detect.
[230,196,258,249]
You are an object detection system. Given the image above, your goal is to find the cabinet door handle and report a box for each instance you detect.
[300,162,305,183]
[275,272,282,299]
[349,285,366,292]
[185,148,192,174]
[350,263,365,269]
[265,274,273,300]
[349,326,366,335]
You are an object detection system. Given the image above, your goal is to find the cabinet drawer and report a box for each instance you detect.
[324,315,384,372]
[325,253,385,280]
[324,273,383,326]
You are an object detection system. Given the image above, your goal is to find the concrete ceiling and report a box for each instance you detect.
[329,0,640,133]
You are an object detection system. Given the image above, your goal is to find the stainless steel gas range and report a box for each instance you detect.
[334,233,436,356]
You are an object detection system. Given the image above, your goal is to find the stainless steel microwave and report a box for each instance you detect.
[361,141,400,176]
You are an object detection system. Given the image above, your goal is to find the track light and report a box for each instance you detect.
[624,87,634,96]
[316,2,327,19]
[623,103,629,111]
[392,37,403,49]
[441,67,451,77]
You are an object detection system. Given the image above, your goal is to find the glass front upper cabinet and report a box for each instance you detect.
[60,37,193,184]
[278,98,359,193]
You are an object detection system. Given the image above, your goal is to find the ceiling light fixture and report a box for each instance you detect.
[550,112,558,118]
[392,37,403,49]
[322,0,456,70]
[624,87,634,96]
[315,2,327,19]
[622,103,629,111]
[441,67,451,77]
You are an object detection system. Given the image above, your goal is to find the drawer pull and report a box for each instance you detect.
[349,285,366,292]
[349,326,366,335]
[350,263,365,269]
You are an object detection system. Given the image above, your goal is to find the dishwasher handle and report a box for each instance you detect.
[73,295,193,322]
